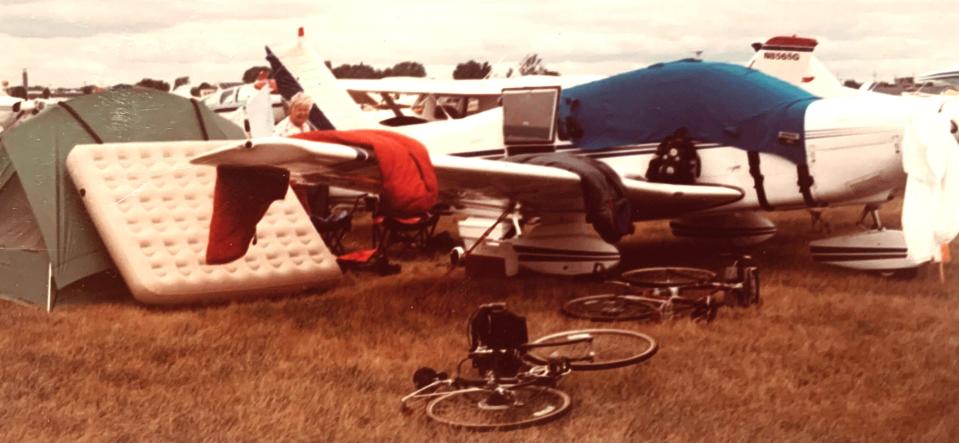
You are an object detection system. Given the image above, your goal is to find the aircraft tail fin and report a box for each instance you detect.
[265,28,371,130]
[747,35,848,97]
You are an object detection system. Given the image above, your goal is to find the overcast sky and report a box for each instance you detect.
[2,0,957,88]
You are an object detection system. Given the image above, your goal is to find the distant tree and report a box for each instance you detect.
[242,66,271,83]
[189,81,215,97]
[135,78,170,92]
[383,61,426,78]
[453,60,492,79]
[518,54,559,76]
[332,63,382,79]
[172,76,190,90]
[325,60,333,70]
[842,79,863,89]
[328,61,427,79]
[42,87,51,99]
[7,86,27,99]
[112,84,134,90]
[81,85,98,95]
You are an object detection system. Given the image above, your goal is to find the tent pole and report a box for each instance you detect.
[46,262,53,312]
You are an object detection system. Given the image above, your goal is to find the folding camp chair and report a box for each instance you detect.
[309,194,366,255]
[371,210,441,253]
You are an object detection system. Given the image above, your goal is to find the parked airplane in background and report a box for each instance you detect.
[340,75,601,126]
[918,65,959,89]
[200,81,286,126]
[190,30,959,277]
[0,95,44,132]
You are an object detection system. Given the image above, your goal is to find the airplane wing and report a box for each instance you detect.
[339,76,602,97]
[190,136,743,220]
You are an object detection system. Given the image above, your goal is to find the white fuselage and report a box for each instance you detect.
[396,95,908,219]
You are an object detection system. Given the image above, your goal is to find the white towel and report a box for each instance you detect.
[901,108,959,262]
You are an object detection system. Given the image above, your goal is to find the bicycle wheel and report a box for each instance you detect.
[619,267,716,288]
[524,329,658,371]
[426,386,571,431]
[562,294,660,322]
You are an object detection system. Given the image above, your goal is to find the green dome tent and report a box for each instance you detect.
[0,89,243,309]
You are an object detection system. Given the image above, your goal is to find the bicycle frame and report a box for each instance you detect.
[402,332,599,408]
[401,363,567,409]
[605,280,723,320]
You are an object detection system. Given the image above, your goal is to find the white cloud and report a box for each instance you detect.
[1,0,957,87]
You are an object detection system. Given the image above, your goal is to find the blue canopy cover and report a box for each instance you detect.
[558,59,821,165]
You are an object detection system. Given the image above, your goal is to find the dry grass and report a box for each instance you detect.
[2,205,958,442]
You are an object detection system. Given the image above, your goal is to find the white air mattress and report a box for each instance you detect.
[66,141,341,305]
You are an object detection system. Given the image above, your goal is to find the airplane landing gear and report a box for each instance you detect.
[808,208,832,233]
[857,204,884,230]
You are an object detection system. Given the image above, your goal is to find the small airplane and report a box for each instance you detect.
[0,95,45,133]
[917,64,959,89]
[339,75,602,126]
[189,30,959,277]
[200,78,287,126]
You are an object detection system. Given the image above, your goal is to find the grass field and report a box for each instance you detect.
[1,205,958,442]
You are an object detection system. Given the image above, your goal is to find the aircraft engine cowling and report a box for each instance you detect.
[669,212,777,248]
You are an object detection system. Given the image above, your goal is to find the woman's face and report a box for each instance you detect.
[290,102,311,126]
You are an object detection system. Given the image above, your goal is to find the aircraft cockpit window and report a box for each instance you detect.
[467,98,480,113]
[219,90,233,104]
[502,87,560,145]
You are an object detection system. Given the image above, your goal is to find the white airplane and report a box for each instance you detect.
[200,82,286,127]
[0,95,45,132]
[917,64,959,89]
[188,31,959,277]
[339,75,602,126]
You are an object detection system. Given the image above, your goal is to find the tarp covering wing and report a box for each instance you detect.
[507,153,633,243]
[559,59,820,165]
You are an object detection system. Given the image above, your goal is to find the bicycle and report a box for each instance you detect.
[401,303,658,431]
[562,257,760,322]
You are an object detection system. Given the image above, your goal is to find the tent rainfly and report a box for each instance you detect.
[0,89,244,309]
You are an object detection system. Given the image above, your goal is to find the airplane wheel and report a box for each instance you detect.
[449,246,465,268]
[877,267,919,279]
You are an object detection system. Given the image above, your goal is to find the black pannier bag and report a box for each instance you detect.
[646,127,701,184]
[468,303,529,377]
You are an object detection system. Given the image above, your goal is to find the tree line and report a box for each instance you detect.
[103,54,561,95]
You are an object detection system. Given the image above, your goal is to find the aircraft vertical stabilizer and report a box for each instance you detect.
[747,36,850,97]
[266,28,372,130]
